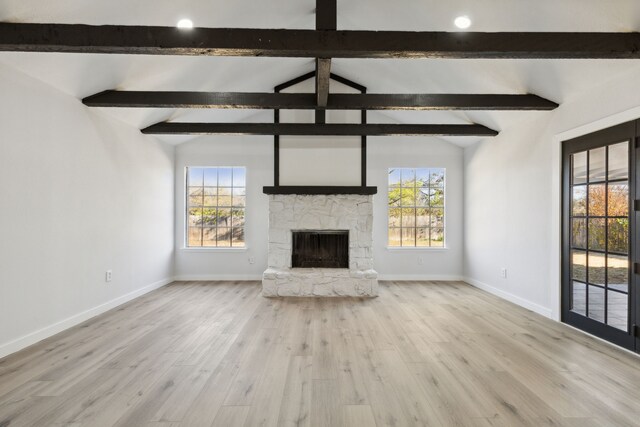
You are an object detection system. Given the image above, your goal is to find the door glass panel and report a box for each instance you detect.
[571,249,587,282]
[589,147,606,182]
[572,281,587,316]
[608,183,628,216]
[572,218,586,249]
[587,218,605,251]
[572,186,587,216]
[587,252,605,286]
[588,184,606,216]
[607,291,628,331]
[573,151,588,185]
[588,285,605,322]
[607,254,628,293]
[608,218,629,254]
[608,141,628,180]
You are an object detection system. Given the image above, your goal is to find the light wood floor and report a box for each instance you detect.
[0,281,639,427]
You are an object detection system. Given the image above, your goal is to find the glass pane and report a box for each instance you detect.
[402,228,416,246]
[401,168,415,187]
[607,218,628,254]
[202,227,216,246]
[415,208,429,226]
[430,208,444,228]
[203,168,217,186]
[388,188,401,207]
[429,188,444,207]
[416,188,429,206]
[232,193,246,207]
[218,168,233,187]
[189,193,203,206]
[188,227,203,246]
[588,285,605,322]
[188,208,202,226]
[587,218,605,251]
[217,188,232,206]
[216,228,232,246]
[416,168,430,187]
[389,208,401,227]
[232,167,246,187]
[607,254,628,293]
[203,195,217,207]
[204,187,217,196]
[217,208,231,227]
[388,228,401,246]
[571,281,586,316]
[607,183,628,217]
[401,208,416,227]
[572,151,587,185]
[587,252,605,286]
[589,147,606,182]
[571,249,587,282]
[232,228,245,247]
[201,208,217,226]
[188,167,204,186]
[189,186,204,197]
[607,291,628,331]
[588,184,605,216]
[416,228,429,246]
[388,169,401,187]
[400,187,416,206]
[608,141,628,181]
[571,218,586,249]
[232,209,245,227]
[430,169,445,187]
[430,228,444,247]
[572,186,586,216]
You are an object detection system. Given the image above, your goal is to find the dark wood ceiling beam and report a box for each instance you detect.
[141,122,498,136]
[315,58,332,108]
[83,91,558,110]
[2,23,640,59]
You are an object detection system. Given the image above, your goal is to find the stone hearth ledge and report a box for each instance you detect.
[262,268,378,297]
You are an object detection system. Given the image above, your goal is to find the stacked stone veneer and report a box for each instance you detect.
[262,194,378,297]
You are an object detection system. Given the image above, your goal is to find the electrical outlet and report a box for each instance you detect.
[105,270,112,282]
[500,268,507,279]
[417,256,424,265]
[248,257,255,264]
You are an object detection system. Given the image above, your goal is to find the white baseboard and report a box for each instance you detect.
[173,274,263,281]
[0,277,174,359]
[463,276,553,318]
[377,274,464,281]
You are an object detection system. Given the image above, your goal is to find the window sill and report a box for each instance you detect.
[385,246,448,251]
[180,247,247,252]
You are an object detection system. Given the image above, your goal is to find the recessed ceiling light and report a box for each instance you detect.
[454,16,471,29]
[177,19,194,29]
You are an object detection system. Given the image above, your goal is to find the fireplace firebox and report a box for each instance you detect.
[291,230,349,268]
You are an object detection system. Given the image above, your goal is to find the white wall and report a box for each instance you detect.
[464,63,640,319]
[0,63,175,358]
[174,136,273,280]
[175,132,464,280]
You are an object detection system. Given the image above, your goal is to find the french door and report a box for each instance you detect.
[562,120,639,352]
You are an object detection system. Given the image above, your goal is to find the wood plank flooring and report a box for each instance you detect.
[0,281,639,426]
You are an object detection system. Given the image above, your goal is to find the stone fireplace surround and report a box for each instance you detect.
[262,194,378,297]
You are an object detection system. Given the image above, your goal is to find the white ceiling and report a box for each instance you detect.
[1,0,640,147]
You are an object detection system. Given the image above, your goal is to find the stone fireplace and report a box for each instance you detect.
[262,194,378,297]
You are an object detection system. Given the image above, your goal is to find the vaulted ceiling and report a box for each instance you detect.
[1,0,640,147]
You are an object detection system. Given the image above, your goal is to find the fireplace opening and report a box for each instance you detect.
[291,230,349,268]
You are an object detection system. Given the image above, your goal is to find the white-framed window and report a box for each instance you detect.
[186,167,246,247]
[388,168,445,247]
